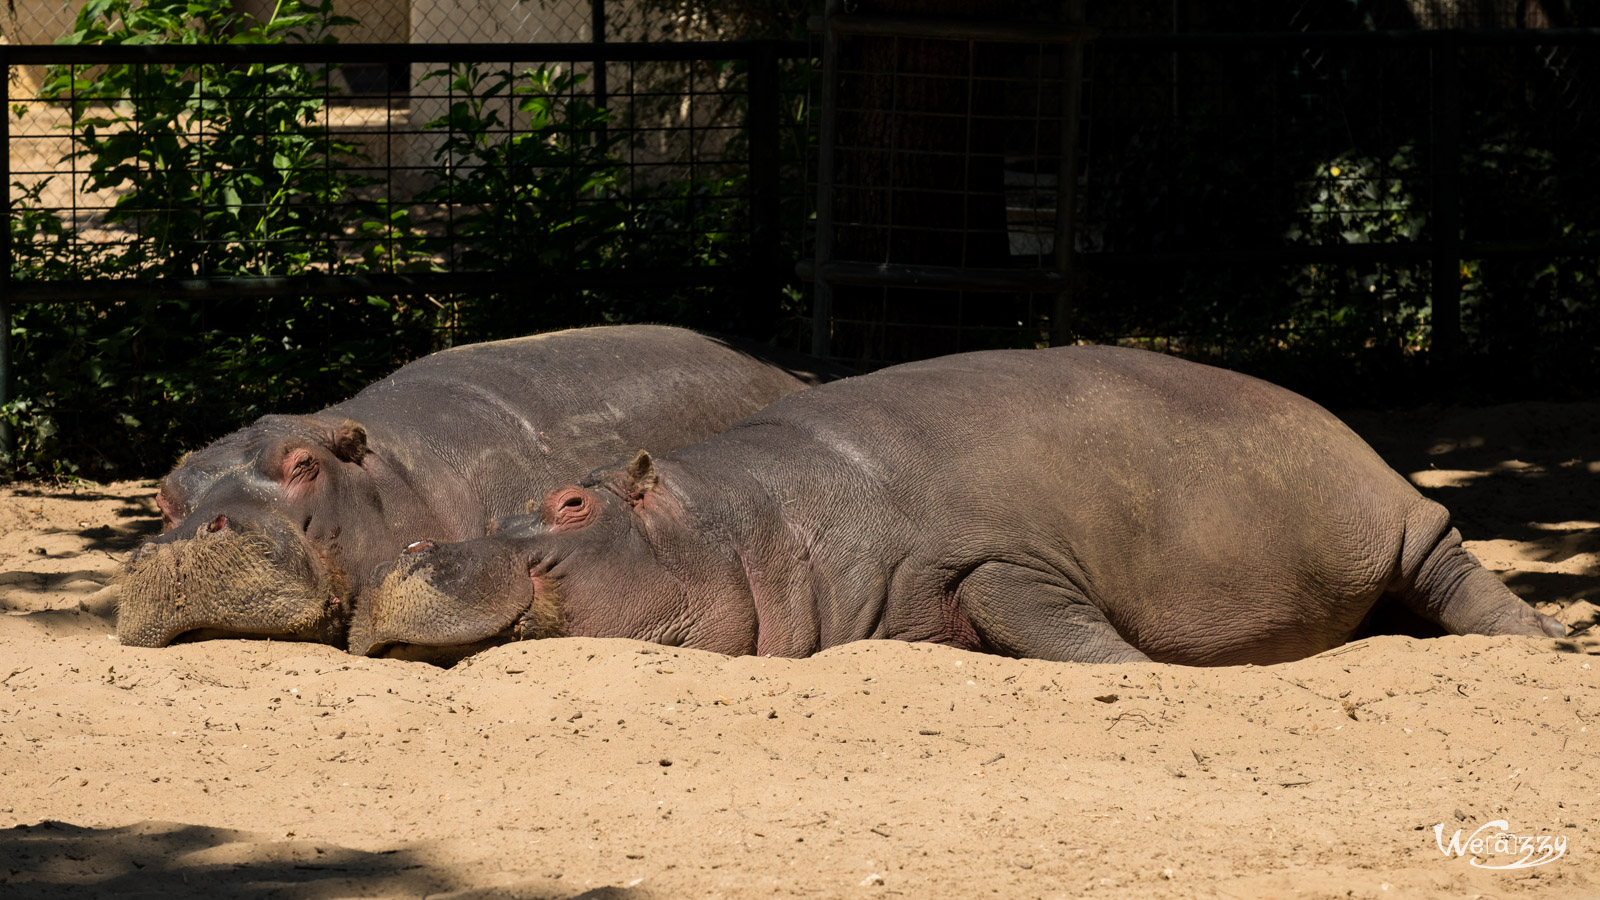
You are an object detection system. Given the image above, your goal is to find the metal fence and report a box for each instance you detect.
[6,7,1600,477]
[803,13,1600,401]
[1,0,744,46]
[4,41,807,291]
[0,37,810,475]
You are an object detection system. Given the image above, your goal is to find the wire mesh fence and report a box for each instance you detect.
[2,35,811,477]
[5,1,1600,480]
[804,11,1600,403]
[1073,27,1600,400]
[804,15,1079,366]
[6,39,810,317]
[0,0,795,47]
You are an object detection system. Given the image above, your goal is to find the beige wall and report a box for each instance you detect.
[411,0,587,42]
[4,0,411,95]
[4,1,86,95]
[2,0,411,45]
[6,1,648,196]
[1,1,81,45]
[236,0,411,41]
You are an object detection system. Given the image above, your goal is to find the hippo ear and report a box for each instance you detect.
[330,420,368,464]
[154,456,201,530]
[622,449,659,504]
[154,478,187,531]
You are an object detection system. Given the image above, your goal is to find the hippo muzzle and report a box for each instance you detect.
[117,515,338,647]
[347,540,558,658]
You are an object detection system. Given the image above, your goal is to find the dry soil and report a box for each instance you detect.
[2,402,1597,899]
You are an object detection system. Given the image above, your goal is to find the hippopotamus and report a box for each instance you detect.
[117,325,831,648]
[351,345,1566,665]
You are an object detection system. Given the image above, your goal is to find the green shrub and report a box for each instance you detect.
[3,2,790,480]
[2,0,428,480]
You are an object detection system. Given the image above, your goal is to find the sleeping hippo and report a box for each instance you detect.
[351,345,1565,665]
[117,325,831,648]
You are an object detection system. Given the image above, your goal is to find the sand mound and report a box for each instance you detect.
[3,402,1596,898]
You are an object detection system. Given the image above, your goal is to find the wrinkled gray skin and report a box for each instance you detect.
[356,345,1566,666]
[118,325,825,649]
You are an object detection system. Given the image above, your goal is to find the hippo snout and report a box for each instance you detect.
[348,539,542,657]
[117,511,338,647]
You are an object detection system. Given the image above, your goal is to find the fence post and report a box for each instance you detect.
[591,0,608,112]
[0,44,12,460]
[1430,33,1462,374]
[809,0,844,357]
[747,42,782,337]
[1051,1,1086,347]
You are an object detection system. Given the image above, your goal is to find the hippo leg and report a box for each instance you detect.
[956,562,1153,663]
[1400,526,1567,639]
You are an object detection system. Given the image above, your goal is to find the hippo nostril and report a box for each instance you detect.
[404,540,435,555]
[208,515,228,534]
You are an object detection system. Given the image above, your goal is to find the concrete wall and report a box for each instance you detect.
[3,0,411,95]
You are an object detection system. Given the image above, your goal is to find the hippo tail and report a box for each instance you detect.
[1393,499,1567,639]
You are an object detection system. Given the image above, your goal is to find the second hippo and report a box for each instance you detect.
[355,345,1565,665]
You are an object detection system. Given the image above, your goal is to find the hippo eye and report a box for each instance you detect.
[281,449,319,487]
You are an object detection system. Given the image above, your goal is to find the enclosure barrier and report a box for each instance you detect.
[803,17,1600,382]
[1,38,811,454]
[7,24,1600,470]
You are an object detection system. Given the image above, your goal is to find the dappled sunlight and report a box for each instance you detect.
[1407,457,1567,490]
[1340,401,1600,616]
[1407,467,1489,489]
[1469,534,1600,570]
[1424,435,1487,456]
[1530,520,1600,530]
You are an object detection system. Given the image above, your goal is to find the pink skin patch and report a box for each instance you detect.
[280,448,320,501]
[156,490,184,532]
[529,558,557,602]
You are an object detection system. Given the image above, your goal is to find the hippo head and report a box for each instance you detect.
[118,415,385,647]
[351,449,709,660]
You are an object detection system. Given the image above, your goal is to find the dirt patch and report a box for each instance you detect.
[3,402,1597,899]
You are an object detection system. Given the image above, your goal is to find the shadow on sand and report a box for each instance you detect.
[0,819,645,899]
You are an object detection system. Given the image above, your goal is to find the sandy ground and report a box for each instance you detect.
[2,402,1597,899]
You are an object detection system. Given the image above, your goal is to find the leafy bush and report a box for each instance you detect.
[42,0,362,277]
[405,62,629,336]
[4,9,786,481]
[2,0,433,480]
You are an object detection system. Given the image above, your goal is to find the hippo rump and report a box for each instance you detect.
[118,324,829,648]
[352,344,1566,665]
